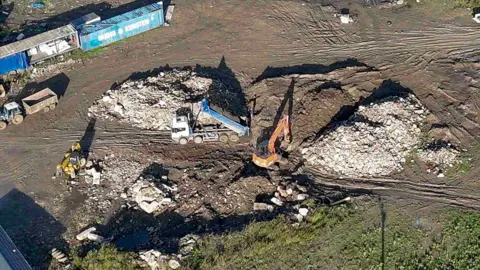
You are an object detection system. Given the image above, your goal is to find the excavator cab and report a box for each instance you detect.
[252,115,290,169]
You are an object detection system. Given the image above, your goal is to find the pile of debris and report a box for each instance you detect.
[31,59,81,78]
[302,94,429,177]
[88,69,212,130]
[417,140,461,176]
[77,154,176,230]
[139,234,198,270]
[124,175,178,214]
[253,182,309,211]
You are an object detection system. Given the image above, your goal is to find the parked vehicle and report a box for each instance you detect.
[171,99,250,144]
[0,87,58,130]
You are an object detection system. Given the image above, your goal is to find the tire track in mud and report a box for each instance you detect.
[0,129,172,150]
[0,128,173,187]
[303,166,480,209]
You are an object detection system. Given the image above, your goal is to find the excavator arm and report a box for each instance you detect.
[267,115,290,153]
[252,115,291,169]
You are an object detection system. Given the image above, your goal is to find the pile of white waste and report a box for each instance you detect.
[139,235,198,270]
[80,154,177,228]
[88,69,212,130]
[124,176,177,214]
[302,94,429,177]
[418,146,459,167]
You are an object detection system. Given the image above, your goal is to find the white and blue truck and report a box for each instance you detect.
[171,98,250,144]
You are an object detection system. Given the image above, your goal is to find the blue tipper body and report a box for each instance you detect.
[75,2,164,51]
[201,99,250,136]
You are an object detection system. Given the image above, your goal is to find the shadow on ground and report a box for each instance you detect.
[252,58,377,83]
[0,188,67,269]
[17,72,70,102]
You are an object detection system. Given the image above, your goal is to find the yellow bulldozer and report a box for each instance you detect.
[56,142,87,180]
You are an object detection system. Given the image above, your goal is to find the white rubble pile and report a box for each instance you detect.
[178,234,199,257]
[79,155,176,228]
[253,182,309,212]
[417,147,460,167]
[417,140,462,176]
[88,69,212,130]
[139,249,182,270]
[82,157,145,219]
[125,175,177,214]
[302,94,429,177]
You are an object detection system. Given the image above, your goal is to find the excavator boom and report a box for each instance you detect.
[267,115,290,153]
[253,114,291,169]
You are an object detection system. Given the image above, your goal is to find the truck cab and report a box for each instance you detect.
[0,102,24,130]
[171,114,191,144]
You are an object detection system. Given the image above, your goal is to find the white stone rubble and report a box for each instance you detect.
[139,250,163,270]
[299,208,309,217]
[127,177,177,214]
[178,234,199,257]
[417,145,460,167]
[302,94,429,177]
[88,69,212,130]
[78,156,177,229]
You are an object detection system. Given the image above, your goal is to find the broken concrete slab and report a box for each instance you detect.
[270,197,284,206]
[76,227,97,241]
[168,259,181,269]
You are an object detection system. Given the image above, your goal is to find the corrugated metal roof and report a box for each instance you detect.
[0,226,32,270]
[77,2,163,35]
[0,25,77,59]
[70,13,101,28]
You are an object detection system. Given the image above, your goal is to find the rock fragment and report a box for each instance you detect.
[168,259,181,269]
[253,202,274,212]
[299,208,309,216]
[270,197,284,206]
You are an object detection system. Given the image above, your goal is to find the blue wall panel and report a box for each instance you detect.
[0,52,30,75]
[79,9,164,51]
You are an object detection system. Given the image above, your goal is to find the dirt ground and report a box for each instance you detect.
[2,0,480,268]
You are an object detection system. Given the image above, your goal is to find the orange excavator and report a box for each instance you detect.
[252,115,291,169]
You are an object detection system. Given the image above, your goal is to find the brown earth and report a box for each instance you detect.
[1,0,480,268]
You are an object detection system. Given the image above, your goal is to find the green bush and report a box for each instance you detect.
[73,244,139,270]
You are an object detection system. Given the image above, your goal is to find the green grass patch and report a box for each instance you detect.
[183,203,480,270]
[3,70,32,87]
[70,47,107,60]
[183,203,438,270]
[40,0,52,7]
[401,211,480,269]
[454,0,480,8]
[73,244,139,270]
[445,155,473,178]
